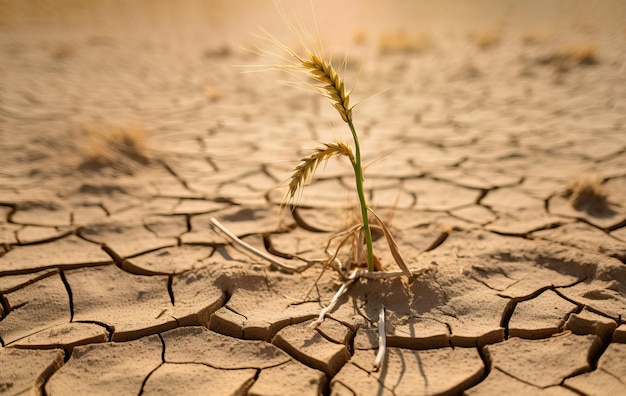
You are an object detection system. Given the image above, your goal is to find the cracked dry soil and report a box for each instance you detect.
[1,1,626,395]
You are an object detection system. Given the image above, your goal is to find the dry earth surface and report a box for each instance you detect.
[1,0,626,395]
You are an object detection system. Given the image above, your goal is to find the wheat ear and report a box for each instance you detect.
[301,52,352,123]
[284,141,354,206]
[258,29,352,123]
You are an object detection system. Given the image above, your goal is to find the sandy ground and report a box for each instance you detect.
[1,0,626,395]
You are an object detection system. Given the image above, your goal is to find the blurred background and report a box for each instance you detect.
[1,0,624,183]
[1,0,625,47]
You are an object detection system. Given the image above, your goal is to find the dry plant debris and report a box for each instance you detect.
[521,31,553,45]
[79,123,150,174]
[469,30,501,49]
[378,29,434,54]
[352,29,369,45]
[204,84,222,101]
[538,43,599,72]
[564,175,613,217]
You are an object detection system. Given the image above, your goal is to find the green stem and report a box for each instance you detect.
[347,120,375,272]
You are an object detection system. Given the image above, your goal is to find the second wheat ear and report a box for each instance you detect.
[262,29,409,276]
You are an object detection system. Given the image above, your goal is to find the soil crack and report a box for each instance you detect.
[137,333,165,396]
[158,159,194,193]
[470,345,492,390]
[167,275,174,305]
[59,270,74,322]
[349,362,397,395]
[74,320,114,342]
[14,229,74,246]
[423,227,451,252]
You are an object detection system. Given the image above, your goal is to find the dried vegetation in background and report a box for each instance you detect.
[79,123,150,174]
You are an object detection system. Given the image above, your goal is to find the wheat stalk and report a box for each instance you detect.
[256,21,394,273]
[261,29,376,271]
[284,140,354,206]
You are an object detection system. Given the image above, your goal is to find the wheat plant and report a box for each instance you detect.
[266,33,376,271]
[257,25,410,277]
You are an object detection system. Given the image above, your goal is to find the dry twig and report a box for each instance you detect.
[210,217,310,273]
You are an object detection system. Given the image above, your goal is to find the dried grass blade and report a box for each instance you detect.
[373,255,384,272]
[368,209,412,278]
[324,223,362,272]
[210,217,308,273]
[358,270,421,280]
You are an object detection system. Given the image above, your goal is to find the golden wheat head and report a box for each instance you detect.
[301,51,352,122]
[284,140,354,207]
[257,28,353,123]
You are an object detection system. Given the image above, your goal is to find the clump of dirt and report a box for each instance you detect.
[563,175,614,217]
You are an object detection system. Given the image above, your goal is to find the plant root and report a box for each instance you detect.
[309,268,422,329]
[373,305,386,372]
[309,269,360,329]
